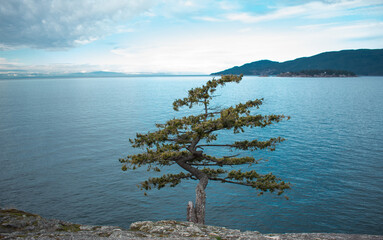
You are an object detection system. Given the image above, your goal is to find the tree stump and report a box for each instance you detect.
[187,201,196,223]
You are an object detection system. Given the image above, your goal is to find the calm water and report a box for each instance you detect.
[0,76,382,234]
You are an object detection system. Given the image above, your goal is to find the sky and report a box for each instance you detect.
[0,0,382,75]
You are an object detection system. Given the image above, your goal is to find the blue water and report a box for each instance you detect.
[0,76,382,234]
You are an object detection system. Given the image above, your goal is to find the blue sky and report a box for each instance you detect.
[0,0,382,75]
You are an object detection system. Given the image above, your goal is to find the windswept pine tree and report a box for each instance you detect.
[120,75,290,224]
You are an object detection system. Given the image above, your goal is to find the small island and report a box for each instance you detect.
[277,69,356,77]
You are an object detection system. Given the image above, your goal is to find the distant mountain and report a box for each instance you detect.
[211,49,383,76]
[0,71,206,79]
[0,71,131,79]
[65,71,130,77]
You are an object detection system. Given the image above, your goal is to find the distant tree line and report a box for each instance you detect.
[278,69,356,77]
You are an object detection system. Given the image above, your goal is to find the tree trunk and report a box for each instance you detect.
[176,158,208,224]
[187,176,208,224]
[194,179,207,224]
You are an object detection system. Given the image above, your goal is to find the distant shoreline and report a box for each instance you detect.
[0,74,210,80]
[276,69,356,77]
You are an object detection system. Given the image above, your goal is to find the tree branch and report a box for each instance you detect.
[223,154,240,158]
[190,163,221,166]
[190,162,238,166]
[208,177,254,187]
[176,157,208,187]
[197,144,233,147]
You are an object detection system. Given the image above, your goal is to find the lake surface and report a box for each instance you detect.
[0,76,382,234]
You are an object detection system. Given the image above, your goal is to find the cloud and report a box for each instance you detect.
[110,37,242,74]
[326,21,383,41]
[1,0,382,74]
[148,0,241,21]
[218,1,240,11]
[0,58,9,64]
[225,0,383,23]
[0,0,154,50]
[193,16,222,22]
[0,58,27,74]
[0,57,20,67]
[108,17,383,74]
[150,0,208,18]
[226,5,305,23]
[0,59,122,74]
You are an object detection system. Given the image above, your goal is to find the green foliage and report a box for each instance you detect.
[172,74,242,111]
[120,75,290,196]
[57,224,81,232]
[140,172,193,190]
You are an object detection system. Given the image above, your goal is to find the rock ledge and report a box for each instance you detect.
[1,208,382,239]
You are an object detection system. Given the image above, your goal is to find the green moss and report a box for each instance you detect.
[0,223,19,231]
[57,224,81,232]
[1,209,38,218]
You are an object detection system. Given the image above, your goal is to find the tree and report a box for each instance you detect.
[120,75,290,224]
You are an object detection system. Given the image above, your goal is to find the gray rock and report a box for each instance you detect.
[1,208,382,240]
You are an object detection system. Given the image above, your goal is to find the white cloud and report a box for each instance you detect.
[225,0,383,23]
[111,42,226,74]
[108,18,383,74]
[0,0,154,50]
[238,28,252,33]
[0,60,124,74]
[109,33,299,74]
[194,16,222,22]
[218,1,240,11]
[0,58,26,74]
[326,21,383,41]
[151,0,209,18]
[226,4,306,23]
[0,58,8,64]
[1,0,382,74]
[295,22,339,30]
[0,57,20,68]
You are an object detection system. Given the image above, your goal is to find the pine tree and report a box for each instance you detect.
[120,75,290,224]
